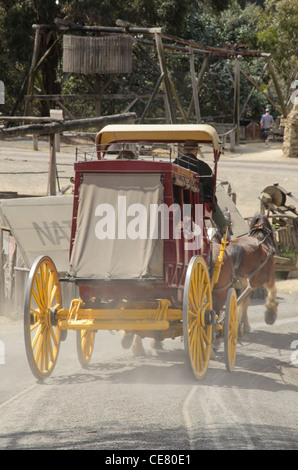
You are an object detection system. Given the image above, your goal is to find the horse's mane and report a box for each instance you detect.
[249,214,277,253]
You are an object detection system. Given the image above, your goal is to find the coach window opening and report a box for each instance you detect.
[172,180,198,234]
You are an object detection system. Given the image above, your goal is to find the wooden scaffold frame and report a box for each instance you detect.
[23,18,287,145]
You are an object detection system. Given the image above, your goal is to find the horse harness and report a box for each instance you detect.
[212,223,275,296]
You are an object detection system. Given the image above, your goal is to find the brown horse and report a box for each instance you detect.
[123,214,278,354]
[212,214,278,333]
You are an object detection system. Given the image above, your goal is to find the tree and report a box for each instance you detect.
[1,0,62,114]
[257,0,298,101]
[0,0,295,121]
[178,1,270,122]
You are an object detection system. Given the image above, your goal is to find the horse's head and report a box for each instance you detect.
[249,214,277,253]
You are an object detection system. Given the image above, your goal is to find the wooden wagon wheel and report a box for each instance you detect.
[183,255,213,379]
[76,329,95,368]
[24,256,61,380]
[224,287,238,372]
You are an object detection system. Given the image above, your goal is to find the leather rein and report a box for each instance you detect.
[213,223,274,293]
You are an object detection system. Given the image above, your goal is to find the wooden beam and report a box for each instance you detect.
[240,68,282,114]
[189,49,201,123]
[54,100,76,120]
[168,75,188,123]
[154,32,176,123]
[34,34,63,72]
[25,93,164,101]
[0,116,62,122]
[139,74,164,123]
[239,63,268,118]
[266,57,287,117]
[161,32,264,58]
[32,20,163,35]
[132,39,161,74]
[0,113,137,139]
[187,56,209,120]
[234,57,240,145]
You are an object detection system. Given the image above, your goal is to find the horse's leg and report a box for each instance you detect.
[238,294,251,333]
[121,332,147,356]
[262,258,278,325]
[132,335,146,356]
[235,276,252,334]
[121,331,135,349]
[151,338,163,350]
[264,282,278,325]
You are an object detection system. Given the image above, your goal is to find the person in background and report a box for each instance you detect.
[260,108,274,148]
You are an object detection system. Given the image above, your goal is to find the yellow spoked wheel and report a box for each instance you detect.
[183,256,213,379]
[76,329,95,368]
[24,256,61,380]
[224,288,238,372]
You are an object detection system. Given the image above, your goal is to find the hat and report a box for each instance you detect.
[265,108,270,112]
[184,140,202,149]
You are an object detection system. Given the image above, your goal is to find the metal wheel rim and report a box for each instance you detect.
[24,256,61,379]
[76,329,95,367]
[183,256,212,379]
[224,288,238,372]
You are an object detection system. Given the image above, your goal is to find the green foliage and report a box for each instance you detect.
[178,1,269,122]
[257,0,298,91]
[218,2,262,49]
[59,0,191,35]
[0,0,296,121]
[277,247,298,264]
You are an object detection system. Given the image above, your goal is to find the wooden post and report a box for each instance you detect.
[189,49,201,123]
[48,134,57,195]
[154,32,176,123]
[25,27,41,115]
[33,135,39,150]
[234,56,240,145]
[230,130,235,152]
[187,56,208,121]
[50,109,63,151]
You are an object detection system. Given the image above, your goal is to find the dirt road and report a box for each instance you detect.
[0,136,296,215]
[1,136,298,450]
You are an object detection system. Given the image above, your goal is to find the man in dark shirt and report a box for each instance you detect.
[174,140,227,234]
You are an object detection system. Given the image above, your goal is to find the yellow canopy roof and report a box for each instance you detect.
[96,124,220,151]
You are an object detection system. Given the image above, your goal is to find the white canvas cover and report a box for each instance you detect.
[0,196,73,272]
[216,182,249,237]
[69,173,164,280]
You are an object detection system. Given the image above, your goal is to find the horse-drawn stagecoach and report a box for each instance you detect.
[24,124,239,380]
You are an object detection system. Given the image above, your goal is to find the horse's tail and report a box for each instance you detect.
[228,244,245,274]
